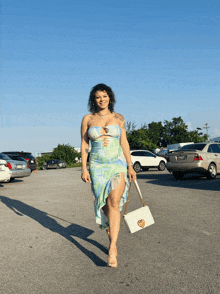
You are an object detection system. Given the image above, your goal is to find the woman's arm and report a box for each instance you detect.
[81,115,91,183]
[116,114,136,181]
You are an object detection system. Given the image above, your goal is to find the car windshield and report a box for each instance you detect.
[15,157,26,161]
[0,153,11,160]
[24,155,35,159]
[178,143,206,151]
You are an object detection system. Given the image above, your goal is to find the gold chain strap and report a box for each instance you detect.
[124,180,146,215]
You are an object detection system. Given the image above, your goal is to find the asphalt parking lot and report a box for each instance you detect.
[1,168,220,294]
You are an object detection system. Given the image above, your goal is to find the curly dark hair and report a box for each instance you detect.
[88,83,116,113]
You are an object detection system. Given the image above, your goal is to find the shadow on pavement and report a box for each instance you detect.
[137,172,220,191]
[0,196,107,267]
[0,179,23,186]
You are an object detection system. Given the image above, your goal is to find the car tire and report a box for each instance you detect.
[133,162,141,173]
[206,163,217,179]
[158,161,166,171]
[9,178,15,182]
[173,171,184,180]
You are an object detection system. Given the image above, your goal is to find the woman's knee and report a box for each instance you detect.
[107,172,125,209]
[107,197,120,209]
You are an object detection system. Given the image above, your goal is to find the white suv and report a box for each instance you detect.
[130,150,167,173]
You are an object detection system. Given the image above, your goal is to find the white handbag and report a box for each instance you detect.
[123,180,155,233]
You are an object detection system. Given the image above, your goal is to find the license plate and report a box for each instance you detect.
[16,165,24,169]
[177,155,186,160]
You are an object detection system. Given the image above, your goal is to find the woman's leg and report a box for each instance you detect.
[102,206,110,242]
[104,172,125,265]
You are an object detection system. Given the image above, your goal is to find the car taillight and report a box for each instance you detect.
[5,162,12,169]
[27,163,29,169]
[194,155,203,161]
[24,158,29,161]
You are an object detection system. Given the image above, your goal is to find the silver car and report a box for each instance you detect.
[0,153,31,182]
[166,142,220,180]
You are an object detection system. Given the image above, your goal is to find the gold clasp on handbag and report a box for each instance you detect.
[137,219,145,228]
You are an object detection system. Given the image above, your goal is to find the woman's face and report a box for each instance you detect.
[95,90,110,110]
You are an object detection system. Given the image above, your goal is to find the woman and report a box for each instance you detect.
[81,83,136,267]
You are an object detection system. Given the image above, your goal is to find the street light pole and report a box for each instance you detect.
[203,123,211,142]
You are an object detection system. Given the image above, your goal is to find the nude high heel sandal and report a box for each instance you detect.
[107,254,118,268]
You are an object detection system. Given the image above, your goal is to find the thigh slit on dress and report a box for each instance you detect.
[88,124,129,229]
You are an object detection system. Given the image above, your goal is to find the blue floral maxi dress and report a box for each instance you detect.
[88,124,130,229]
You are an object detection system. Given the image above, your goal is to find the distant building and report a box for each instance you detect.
[74,148,81,153]
[74,147,91,153]
[210,136,220,143]
[40,151,53,156]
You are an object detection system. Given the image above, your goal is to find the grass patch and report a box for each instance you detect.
[66,162,89,168]
[37,162,88,170]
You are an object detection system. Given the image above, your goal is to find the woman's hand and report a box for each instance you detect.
[81,170,91,183]
[128,165,136,182]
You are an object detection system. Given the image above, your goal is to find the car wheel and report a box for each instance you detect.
[133,162,141,173]
[173,171,184,180]
[206,163,217,179]
[158,161,166,171]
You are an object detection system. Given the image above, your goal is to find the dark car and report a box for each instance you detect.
[157,149,169,160]
[157,149,176,160]
[2,152,37,172]
[42,159,67,170]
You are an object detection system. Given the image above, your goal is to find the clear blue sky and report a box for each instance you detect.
[1,0,220,155]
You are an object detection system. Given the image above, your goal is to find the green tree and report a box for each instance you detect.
[126,121,136,134]
[147,121,164,147]
[188,129,208,142]
[162,117,191,145]
[126,117,206,150]
[36,154,52,169]
[127,129,157,151]
[52,144,80,164]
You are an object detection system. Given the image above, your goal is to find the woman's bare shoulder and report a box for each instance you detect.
[114,113,126,129]
[114,113,125,122]
[82,113,94,122]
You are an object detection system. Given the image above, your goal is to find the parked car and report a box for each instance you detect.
[8,156,28,163]
[2,152,37,172]
[157,149,176,160]
[157,150,169,160]
[55,159,67,168]
[42,159,67,170]
[166,142,220,180]
[130,150,167,173]
[0,153,31,182]
[0,159,11,183]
